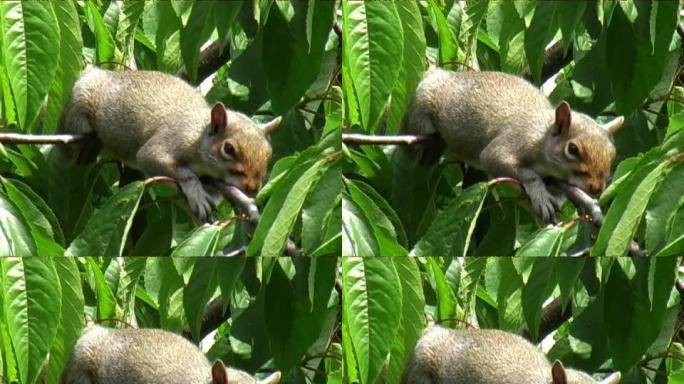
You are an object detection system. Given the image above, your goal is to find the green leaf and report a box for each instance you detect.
[1,178,62,256]
[44,0,83,133]
[342,194,378,256]
[522,260,555,340]
[184,259,219,340]
[216,257,245,300]
[86,259,118,323]
[263,1,334,114]
[592,159,671,256]
[302,160,341,254]
[428,1,460,67]
[645,162,684,255]
[144,1,183,72]
[428,258,457,326]
[249,151,338,256]
[117,0,145,59]
[459,0,488,64]
[45,258,84,384]
[516,226,565,256]
[1,258,61,384]
[605,258,676,371]
[342,258,402,384]
[85,0,116,65]
[345,179,407,256]
[524,1,558,82]
[607,1,678,114]
[386,258,425,384]
[385,0,426,133]
[0,189,36,256]
[213,1,241,48]
[66,181,146,256]
[0,1,60,130]
[556,1,586,49]
[411,182,488,256]
[342,0,403,133]
[171,224,222,256]
[265,257,337,371]
[180,0,215,82]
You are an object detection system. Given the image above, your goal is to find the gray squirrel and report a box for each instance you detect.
[401,326,621,384]
[402,68,623,223]
[60,325,281,384]
[58,68,281,222]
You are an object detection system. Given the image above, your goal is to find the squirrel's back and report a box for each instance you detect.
[404,68,554,165]
[402,327,552,384]
[59,68,211,163]
[62,325,213,384]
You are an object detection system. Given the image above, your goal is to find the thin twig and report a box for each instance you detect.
[342,133,431,145]
[0,132,87,144]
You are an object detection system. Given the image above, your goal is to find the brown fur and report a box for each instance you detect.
[61,326,281,384]
[400,326,621,384]
[58,68,281,222]
[403,69,622,223]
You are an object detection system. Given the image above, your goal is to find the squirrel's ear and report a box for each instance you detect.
[599,371,622,384]
[602,116,624,136]
[211,360,228,384]
[551,360,567,384]
[261,116,282,136]
[210,103,228,135]
[554,102,572,135]
[260,371,282,384]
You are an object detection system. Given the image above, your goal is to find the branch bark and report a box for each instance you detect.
[181,297,229,340]
[342,133,431,145]
[176,40,231,85]
[520,298,571,341]
[523,40,573,84]
[0,132,87,144]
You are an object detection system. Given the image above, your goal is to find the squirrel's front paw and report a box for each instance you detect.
[180,181,217,223]
[523,181,560,225]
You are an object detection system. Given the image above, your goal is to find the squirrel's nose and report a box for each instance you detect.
[244,180,261,196]
[587,182,604,196]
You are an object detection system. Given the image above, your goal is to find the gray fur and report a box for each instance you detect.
[403,69,621,223]
[400,326,621,384]
[58,68,281,222]
[60,326,281,384]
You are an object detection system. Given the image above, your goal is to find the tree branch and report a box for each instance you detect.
[0,132,87,144]
[342,133,431,145]
[176,40,231,85]
[523,40,574,83]
[181,297,229,340]
[520,298,571,341]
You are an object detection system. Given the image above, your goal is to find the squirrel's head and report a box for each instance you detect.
[210,360,281,384]
[200,102,282,196]
[545,102,623,197]
[550,360,621,384]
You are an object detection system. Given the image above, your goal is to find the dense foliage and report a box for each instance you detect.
[0,257,342,384]
[0,0,341,257]
[341,257,684,384]
[342,1,684,256]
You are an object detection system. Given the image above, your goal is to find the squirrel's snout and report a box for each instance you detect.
[243,179,262,196]
[586,181,605,196]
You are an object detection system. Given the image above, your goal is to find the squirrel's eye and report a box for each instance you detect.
[566,142,580,159]
[222,142,236,159]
